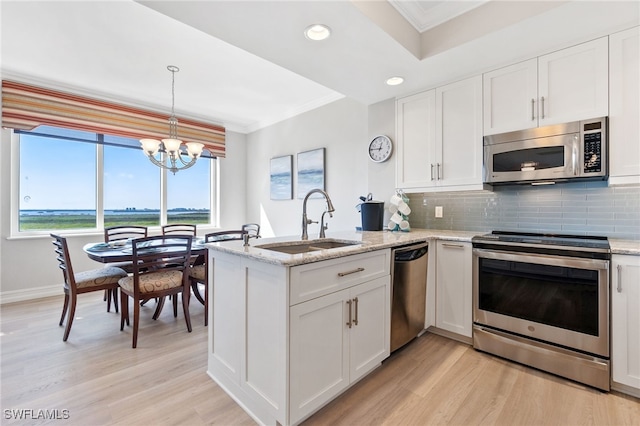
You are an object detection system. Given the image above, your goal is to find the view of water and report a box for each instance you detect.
[20,209,208,216]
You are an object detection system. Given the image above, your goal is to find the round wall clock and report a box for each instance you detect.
[368,135,393,163]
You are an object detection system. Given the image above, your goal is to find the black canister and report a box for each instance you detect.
[360,201,384,231]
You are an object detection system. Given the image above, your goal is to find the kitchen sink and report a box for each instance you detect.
[256,239,361,254]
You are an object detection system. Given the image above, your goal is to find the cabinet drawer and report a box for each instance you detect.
[290,249,391,305]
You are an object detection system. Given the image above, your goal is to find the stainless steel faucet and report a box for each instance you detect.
[319,210,331,238]
[301,189,335,240]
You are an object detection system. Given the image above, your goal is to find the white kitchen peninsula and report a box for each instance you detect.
[204,229,474,425]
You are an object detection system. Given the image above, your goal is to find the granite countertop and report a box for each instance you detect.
[204,228,478,266]
[204,229,640,265]
[610,239,640,255]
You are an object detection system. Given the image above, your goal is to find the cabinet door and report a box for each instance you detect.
[349,276,390,382]
[209,252,243,382]
[436,76,483,188]
[290,289,350,423]
[538,37,609,126]
[611,255,640,392]
[396,90,437,189]
[609,26,640,184]
[435,241,472,338]
[483,58,538,135]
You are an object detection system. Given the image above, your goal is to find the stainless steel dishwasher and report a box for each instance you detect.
[390,241,429,352]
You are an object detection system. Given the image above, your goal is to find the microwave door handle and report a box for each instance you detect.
[572,136,579,176]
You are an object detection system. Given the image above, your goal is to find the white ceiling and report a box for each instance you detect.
[389,0,488,32]
[1,1,638,134]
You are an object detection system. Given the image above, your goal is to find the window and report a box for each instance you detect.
[15,126,216,234]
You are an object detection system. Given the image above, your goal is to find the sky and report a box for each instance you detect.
[19,127,211,211]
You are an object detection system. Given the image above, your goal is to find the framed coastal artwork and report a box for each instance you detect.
[297,148,325,199]
[270,155,293,200]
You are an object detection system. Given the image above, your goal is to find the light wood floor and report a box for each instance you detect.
[1,293,638,425]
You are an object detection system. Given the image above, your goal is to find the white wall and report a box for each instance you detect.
[245,98,368,238]
[218,130,247,229]
[367,98,396,225]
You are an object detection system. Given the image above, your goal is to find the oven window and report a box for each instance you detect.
[478,258,599,336]
[493,146,565,172]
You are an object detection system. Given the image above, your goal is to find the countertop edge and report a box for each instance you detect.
[204,231,640,264]
[610,238,640,256]
[204,229,477,266]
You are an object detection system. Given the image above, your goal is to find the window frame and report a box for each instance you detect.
[9,128,218,238]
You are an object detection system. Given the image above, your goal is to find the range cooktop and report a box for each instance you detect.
[472,230,610,254]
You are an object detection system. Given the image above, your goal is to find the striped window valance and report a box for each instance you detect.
[1,80,225,157]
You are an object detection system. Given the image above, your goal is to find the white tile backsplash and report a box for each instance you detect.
[408,182,640,239]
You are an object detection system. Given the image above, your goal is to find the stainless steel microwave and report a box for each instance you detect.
[483,117,608,185]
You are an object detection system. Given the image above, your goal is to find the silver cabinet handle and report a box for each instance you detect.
[430,163,435,181]
[437,163,442,180]
[541,96,545,119]
[531,98,535,121]
[353,297,359,326]
[442,243,464,249]
[617,264,622,293]
[346,299,353,328]
[338,267,364,277]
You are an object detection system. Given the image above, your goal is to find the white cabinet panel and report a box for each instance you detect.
[396,90,436,189]
[290,276,390,423]
[436,76,483,188]
[349,277,390,382]
[538,37,609,126]
[609,26,640,184]
[290,289,350,422]
[611,255,640,395]
[483,37,609,135]
[396,76,483,192]
[483,58,538,135]
[435,240,472,338]
[290,249,390,305]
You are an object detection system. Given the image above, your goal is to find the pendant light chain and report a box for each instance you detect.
[168,65,179,140]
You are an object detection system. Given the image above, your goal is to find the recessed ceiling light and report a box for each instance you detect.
[304,24,331,41]
[386,76,405,86]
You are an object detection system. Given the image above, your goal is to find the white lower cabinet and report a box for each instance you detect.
[611,254,640,396]
[435,240,473,338]
[290,276,390,422]
[208,249,391,426]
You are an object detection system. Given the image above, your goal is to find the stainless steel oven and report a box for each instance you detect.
[472,231,611,391]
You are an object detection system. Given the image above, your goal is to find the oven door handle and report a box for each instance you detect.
[473,248,610,271]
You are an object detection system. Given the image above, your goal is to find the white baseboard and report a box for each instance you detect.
[0,285,60,305]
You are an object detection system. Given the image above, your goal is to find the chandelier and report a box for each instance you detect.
[139,65,204,174]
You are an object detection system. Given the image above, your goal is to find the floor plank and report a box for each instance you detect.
[1,294,638,425]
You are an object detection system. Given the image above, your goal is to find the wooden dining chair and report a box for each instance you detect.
[51,234,128,342]
[103,225,149,311]
[161,223,197,236]
[104,225,148,243]
[118,235,193,348]
[188,230,248,326]
[242,223,261,238]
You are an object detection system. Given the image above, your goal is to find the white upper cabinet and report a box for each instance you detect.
[609,26,640,185]
[483,58,538,135]
[484,37,609,135]
[396,90,437,189]
[435,76,484,189]
[396,76,483,192]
